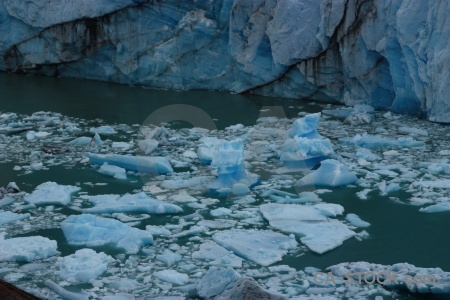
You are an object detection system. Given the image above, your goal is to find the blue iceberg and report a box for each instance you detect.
[297,159,358,188]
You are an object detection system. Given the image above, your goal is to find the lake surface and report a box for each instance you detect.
[0,72,449,299]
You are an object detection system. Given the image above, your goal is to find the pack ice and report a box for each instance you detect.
[82,192,183,214]
[260,203,356,254]
[281,113,334,168]
[24,181,80,206]
[61,214,153,254]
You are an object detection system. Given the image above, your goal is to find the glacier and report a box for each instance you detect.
[0,0,449,122]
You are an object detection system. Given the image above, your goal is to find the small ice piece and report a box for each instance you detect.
[154,270,189,285]
[197,219,237,229]
[260,203,355,254]
[0,196,15,208]
[146,225,172,236]
[67,137,92,146]
[192,241,243,268]
[156,249,182,266]
[344,105,375,125]
[423,162,450,175]
[112,142,133,151]
[183,150,198,159]
[345,213,371,228]
[26,131,50,140]
[98,163,127,180]
[419,202,450,213]
[211,207,232,217]
[213,229,297,266]
[86,153,173,174]
[56,249,112,283]
[93,133,103,146]
[0,234,57,262]
[412,180,450,189]
[270,191,321,204]
[225,124,244,131]
[168,192,198,203]
[0,211,31,226]
[90,126,117,135]
[82,192,182,214]
[61,214,153,254]
[297,159,357,187]
[356,148,380,161]
[339,133,425,148]
[24,182,80,206]
[138,139,158,154]
[398,127,428,136]
[45,280,89,300]
[280,136,334,169]
[210,139,258,190]
[197,267,240,299]
[287,112,322,139]
[197,137,222,164]
[231,183,250,196]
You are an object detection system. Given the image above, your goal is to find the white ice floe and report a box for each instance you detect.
[231,183,250,196]
[398,126,428,136]
[98,163,127,180]
[0,234,57,262]
[345,213,371,227]
[26,131,51,140]
[90,126,117,135]
[154,269,189,285]
[138,139,158,154]
[61,214,153,254]
[419,202,450,213]
[340,133,424,148]
[145,225,172,236]
[0,211,31,226]
[260,203,355,254]
[197,219,237,229]
[297,159,358,187]
[82,192,182,214]
[56,249,112,283]
[197,137,223,164]
[112,142,133,151]
[86,153,173,174]
[412,180,450,189]
[192,241,243,268]
[197,267,240,299]
[213,229,298,266]
[156,249,182,266]
[24,181,80,206]
[210,207,232,217]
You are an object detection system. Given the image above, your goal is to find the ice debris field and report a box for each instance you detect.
[0,106,449,299]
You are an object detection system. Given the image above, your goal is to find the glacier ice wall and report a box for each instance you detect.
[0,0,449,122]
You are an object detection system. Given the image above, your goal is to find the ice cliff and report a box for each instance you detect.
[0,0,449,122]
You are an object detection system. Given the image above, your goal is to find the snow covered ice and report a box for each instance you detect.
[61,214,153,254]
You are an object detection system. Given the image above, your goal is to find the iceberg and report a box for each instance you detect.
[56,249,112,283]
[210,139,258,190]
[86,152,173,174]
[260,203,355,254]
[24,181,80,206]
[297,159,358,188]
[0,234,58,262]
[61,214,153,254]
[281,113,334,169]
[82,192,182,214]
[98,163,127,180]
[213,229,298,266]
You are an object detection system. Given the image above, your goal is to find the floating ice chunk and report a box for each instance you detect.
[211,207,232,217]
[297,159,357,187]
[67,136,92,146]
[154,270,189,285]
[210,139,258,190]
[213,229,297,266]
[378,181,401,195]
[412,180,450,189]
[24,181,80,206]
[419,202,450,213]
[61,214,153,254]
[226,124,245,131]
[112,142,133,151]
[0,234,57,262]
[270,191,321,204]
[138,139,158,154]
[344,105,375,125]
[356,148,380,161]
[287,113,322,139]
[82,192,182,214]
[192,241,243,268]
[90,126,117,135]
[183,150,198,159]
[161,176,214,190]
[26,131,50,140]
[345,213,371,228]
[45,280,89,300]
[0,196,15,208]
[156,249,182,266]
[107,279,140,291]
[145,225,171,236]
[421,162,450,175]
[197,219,237,229]
[260,203,355,254]
[168,192,198,203]
[197,137,223,164]
[98,163,127,180]
[0,211,30,226]
[86,153,173,174]
[340,133,425,148]
[280,136,334,168]
[231,183,250,196]
[197,267,240,299]
[322,107,354,118]
[56,249,112,283]
[398,127,428,136]
[101,293,135,300]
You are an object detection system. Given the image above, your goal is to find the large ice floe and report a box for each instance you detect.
[260,203,356,254]
[80,192,182,214]
[61,214,153,254]
[0,233,58,262]
[24,181,80,206]
[280,113,334,169]
[85,153,173,174]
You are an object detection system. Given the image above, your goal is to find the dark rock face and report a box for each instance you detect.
[1,0,449,122]
[0,280,40,300]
